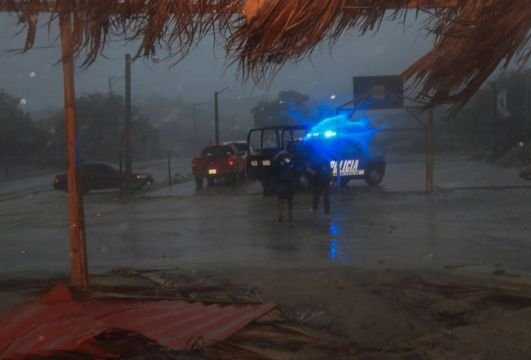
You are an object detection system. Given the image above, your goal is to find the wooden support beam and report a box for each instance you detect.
[0,0,459,13]
[59,12,89,290]
[243,0,458,20]
[344,0,459,9]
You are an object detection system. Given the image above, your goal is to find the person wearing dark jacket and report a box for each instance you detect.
[271,151,296,222]
[308,153,332,220]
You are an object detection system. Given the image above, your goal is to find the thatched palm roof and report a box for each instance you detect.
[2,0,530,112]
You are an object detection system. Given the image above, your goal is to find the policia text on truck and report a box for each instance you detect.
[246,122,386,194]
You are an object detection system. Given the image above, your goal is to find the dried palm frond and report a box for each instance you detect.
[227,0,531,112]
[1,0,240,66]
[1,0,530,112]
[403,0,531,112]
[227,0,408,83]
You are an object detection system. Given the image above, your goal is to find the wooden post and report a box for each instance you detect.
[426,109,434,192]
[59,13,88,289]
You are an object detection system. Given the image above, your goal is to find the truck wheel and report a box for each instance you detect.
[239,172,246,182]
[195,176,203,188]
[365,168,384,186]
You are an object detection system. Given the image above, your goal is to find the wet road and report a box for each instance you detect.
[0,173,55,202]
[0,158,192,202]
[1,154,530,277]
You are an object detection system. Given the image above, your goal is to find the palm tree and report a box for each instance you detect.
[1,0,529,111]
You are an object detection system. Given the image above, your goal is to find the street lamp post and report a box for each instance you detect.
[214,86,231,145]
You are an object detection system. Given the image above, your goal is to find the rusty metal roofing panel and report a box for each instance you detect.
[0,284,275,359]
[0,301,106,358]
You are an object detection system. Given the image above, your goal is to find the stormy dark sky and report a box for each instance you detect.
[0,13,434,114]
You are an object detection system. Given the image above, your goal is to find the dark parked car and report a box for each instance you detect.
[53,162,154,194]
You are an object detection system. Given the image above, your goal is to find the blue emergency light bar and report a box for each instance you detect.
[304,113,380,140]
[305,130,337,138]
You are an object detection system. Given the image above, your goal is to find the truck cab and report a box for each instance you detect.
[192,144,246,187]
[246,125,307,194]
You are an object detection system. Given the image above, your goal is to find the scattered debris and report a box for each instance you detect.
[5,269,531,359]
[109,268,264,304]
[0,270,354,359]
[0,283,274,359]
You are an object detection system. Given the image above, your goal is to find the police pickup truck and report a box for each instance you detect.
[246,123,385,193]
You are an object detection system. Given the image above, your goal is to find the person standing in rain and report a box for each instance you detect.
[271,151,296,222]
[308,153,333,221]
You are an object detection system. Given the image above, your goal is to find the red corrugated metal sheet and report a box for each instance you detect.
[0,284,275,359]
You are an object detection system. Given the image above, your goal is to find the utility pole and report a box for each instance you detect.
[124,54,133,193]
[214,87,230,145]
[59,13,88,289]
[214,91,220,145]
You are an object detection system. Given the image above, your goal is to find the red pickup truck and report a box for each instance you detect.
[192,144,246,187]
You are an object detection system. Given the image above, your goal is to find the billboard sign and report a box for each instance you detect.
[353,76,404,110]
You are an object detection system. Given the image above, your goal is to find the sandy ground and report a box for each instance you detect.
[3,267,531,359]
[221,267,531,359]
[1,154,531,358]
